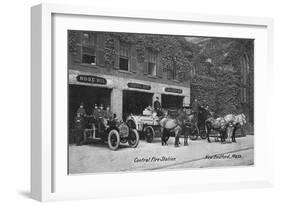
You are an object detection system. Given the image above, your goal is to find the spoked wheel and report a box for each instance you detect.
[108,130,120,150]
[144,126,155,143]
[128,129,140,148]
[200,130,207,139]
[189,126,199,140]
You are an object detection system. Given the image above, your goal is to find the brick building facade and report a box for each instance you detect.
[68,30,191,122]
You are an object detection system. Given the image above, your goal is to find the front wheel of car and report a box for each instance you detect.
[108,130,120,151]
[128,129,139,148]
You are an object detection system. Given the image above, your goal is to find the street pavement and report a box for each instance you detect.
[68,135,254,174]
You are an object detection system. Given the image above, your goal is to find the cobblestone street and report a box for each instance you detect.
[69,135,254,174]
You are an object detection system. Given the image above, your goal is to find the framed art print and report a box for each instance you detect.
[31,3,274,201]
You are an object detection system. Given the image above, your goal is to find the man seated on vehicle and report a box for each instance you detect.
[92,104,99,119]
[153,97,163,117]
[105,106,113,120]
[96,104,109,131]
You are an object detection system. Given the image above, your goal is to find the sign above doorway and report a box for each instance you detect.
[76,75,107,85]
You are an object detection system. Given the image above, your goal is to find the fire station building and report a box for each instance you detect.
[68,31,191,121]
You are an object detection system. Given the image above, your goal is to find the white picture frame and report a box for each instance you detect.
[31,3,274,202]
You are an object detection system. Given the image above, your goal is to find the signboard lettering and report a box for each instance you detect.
[77,75,107,85]
[165,87,183,94]
[128,83,151,90]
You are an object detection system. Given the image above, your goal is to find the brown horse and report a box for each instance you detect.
[205,117,229,143]
[159,107,209,147]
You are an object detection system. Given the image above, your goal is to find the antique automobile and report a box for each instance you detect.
[126,108,162,143]
[84,116,139,150]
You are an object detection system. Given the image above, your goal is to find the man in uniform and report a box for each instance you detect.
[153,97,162,117]
[99,104,105,118]
[95,104,107,131]
[191,98,200,131]
[76,102,86,117]
[74,112,85,146]
[92,104,99,119]
[153,97,161,110]
[105,106,113,120]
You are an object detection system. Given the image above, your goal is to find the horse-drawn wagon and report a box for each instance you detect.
[83,116,139,150]
[126,106,210,144]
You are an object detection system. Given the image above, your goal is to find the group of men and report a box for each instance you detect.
[73,103,115,146]
[75,103,114,119]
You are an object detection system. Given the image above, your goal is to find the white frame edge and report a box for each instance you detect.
[31,3,274,201]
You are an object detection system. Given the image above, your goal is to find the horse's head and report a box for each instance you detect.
[235,113,247,126]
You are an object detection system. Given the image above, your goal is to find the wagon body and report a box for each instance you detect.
[126,109,162,143]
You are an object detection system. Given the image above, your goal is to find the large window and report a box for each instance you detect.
[119,57,129,71]
[147,51,157,76]
[81,32,96,65]
[119,43,130,71]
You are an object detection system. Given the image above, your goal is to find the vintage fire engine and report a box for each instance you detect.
[126,108,162,143]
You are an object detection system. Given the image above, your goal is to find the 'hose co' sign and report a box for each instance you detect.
[77,75,107,85]
[165,87,183,94]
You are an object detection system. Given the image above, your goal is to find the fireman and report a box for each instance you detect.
[74,112,85,146]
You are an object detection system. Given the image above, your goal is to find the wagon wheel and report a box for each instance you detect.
[189,126,199,140]
[128,129,140,148]
[144,126,155,143]
[200,129,207,139]
[108,130,120,151]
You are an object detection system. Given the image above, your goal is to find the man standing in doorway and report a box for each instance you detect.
[76,102,86,117]
[153,96,162,116]
[192,98,200,132]
[74,112,85,146]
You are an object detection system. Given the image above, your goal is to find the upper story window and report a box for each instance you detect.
[147,51,157,76]
[81,32,96,65]
[119,43,130,71]
[171,57,178,80]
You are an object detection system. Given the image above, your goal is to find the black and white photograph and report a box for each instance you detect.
[67,30,254,174]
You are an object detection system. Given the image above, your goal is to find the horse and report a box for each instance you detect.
[224,113,247,142]
[159,107,210,147]
[159,108,186,147]
[205,117,229,143]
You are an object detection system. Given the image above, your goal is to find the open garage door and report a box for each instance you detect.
[161,94,184,109]
[68,85,111,140]
[123,90,153,120]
